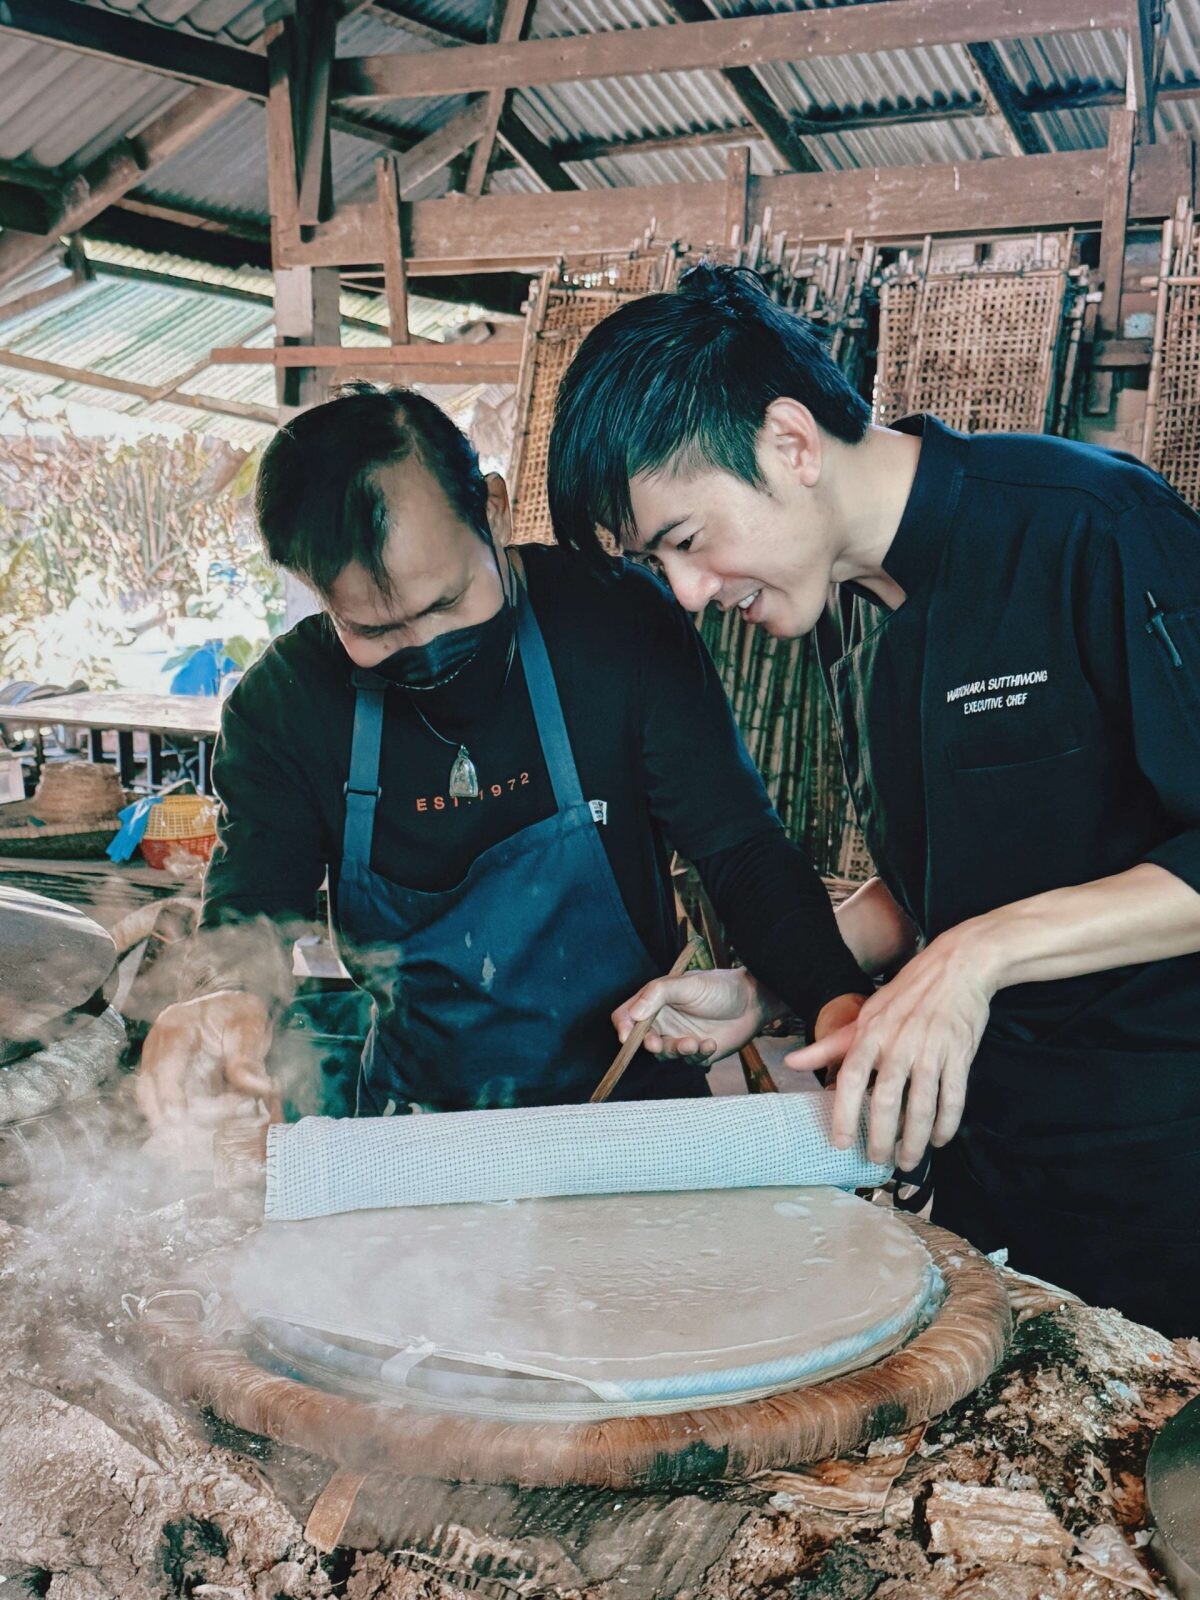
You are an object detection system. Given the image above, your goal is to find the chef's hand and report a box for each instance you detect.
[612,969,868,1066]
[612,966,776,1063]
[784,928,992,1169]
[136,990,280,1127]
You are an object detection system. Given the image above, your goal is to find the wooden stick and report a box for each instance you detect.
[591,935,703,1103]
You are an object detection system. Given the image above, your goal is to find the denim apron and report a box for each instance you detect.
[334,587,704,1113]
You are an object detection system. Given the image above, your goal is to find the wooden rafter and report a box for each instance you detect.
[277,139,1194,274]
[213,342,519,371]
[290,0,339,227]
[0,348,275,426]
[396,104,496,195]
[465,0,536,198]
[496,110,578,192]
[0,0,266,94]
[83,206,530,316]
[1128,0,1164,142]
[210,341,521,386]
[0,87,240,290]
[0,247,91,327]
[554,75,1200,160]
[658,0,818,174]
[331,0,1135,102]
[965,42,1050,155]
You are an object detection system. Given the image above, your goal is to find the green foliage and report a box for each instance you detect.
[0,416,279,620]
[0,411,283,682]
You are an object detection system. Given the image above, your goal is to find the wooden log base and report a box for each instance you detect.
[137,1216,1011,1491]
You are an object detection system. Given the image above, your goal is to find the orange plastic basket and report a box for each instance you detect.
[140,794,217,869]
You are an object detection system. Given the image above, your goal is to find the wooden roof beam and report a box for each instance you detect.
[210,341,522,385]
[0,0,267,95]
[496,110,579,191]
[658,0,818,174]
[277,138,1194,274]
[0,348,276,426]
[83,204,531,316]
[1128,0,1164,142]
[465,0,537,198]
[332,0,1135,102]
[0,87,240,290]
[397,103,495,194]
[556,74,1200,161]
[965,42,1050,155]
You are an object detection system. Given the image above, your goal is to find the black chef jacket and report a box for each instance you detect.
[819,415,1200,1332]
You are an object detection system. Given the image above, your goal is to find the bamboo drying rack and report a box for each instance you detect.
[1144,197,1200,509]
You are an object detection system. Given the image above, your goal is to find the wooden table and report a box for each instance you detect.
[0,691,224,792]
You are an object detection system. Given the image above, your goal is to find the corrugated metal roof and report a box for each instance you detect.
[0,38,190,170]
[86,0,273,46]
[0,234,494,446]
[1,0,1198,439]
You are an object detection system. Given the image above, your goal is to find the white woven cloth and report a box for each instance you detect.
[265,1092,891,1221]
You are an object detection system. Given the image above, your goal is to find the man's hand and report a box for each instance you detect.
[612,967,776,1063]
[785,927,993,1169]
[811,990,869,1073]
[136,990,279,1127]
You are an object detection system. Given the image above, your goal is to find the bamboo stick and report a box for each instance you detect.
[591,936,704,1103]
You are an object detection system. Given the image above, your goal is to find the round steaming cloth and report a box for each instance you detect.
[220,1187,941,1422]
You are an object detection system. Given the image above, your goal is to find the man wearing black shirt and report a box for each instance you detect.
[135,385,869,1120]
[549,264,1200,1333]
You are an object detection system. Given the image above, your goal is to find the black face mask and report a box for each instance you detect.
[374,596,515,693]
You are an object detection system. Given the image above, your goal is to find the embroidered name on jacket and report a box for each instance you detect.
[945,669,1050,716]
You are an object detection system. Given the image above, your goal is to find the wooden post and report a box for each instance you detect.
[1129,0,1161,146]
[725,145,750,249]
[266,18,341,414]
[266,23,339,628]
[1099,108,1137,338]
[375,155,410,344]
[292,0,337,228]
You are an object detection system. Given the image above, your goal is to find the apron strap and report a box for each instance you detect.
[516,587,586,813]
[340,572,586,870]
[343,669,386,868]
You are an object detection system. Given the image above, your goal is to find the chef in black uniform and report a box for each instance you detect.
[548,263,1200,1334]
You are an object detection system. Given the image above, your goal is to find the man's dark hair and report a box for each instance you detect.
[254,382,490,596]
[548,263,872,563]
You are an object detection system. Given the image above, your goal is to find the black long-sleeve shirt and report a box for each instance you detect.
[199,545,870,1025]
[820,415,1200,1071]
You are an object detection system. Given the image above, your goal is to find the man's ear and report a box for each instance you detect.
[485,474,513,546]
[761,397,823,489]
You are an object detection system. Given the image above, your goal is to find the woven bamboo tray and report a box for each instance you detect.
[137,1217,1009,1491]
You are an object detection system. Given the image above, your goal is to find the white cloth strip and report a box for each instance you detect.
[265,1092,891,1220]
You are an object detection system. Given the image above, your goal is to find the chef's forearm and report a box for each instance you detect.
[956,861,1200,995]
[696,830,873,1026]
[835,877,920,976]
